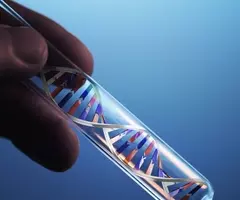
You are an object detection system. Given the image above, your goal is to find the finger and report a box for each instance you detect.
[0,79,80,172]
[1,0,94,75]
[0,2,80,171]
[0,25,48,79]
[0,1,94,171]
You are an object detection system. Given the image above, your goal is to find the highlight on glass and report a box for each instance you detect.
[0,1,214,199]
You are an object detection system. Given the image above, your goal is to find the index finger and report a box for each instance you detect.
[1,0,94,75]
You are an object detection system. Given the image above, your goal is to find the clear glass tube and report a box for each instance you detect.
[0,1,214,199]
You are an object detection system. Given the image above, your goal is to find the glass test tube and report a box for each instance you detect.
[0,1,214,200]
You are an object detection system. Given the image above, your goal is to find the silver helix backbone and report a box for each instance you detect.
[33,66,212,200]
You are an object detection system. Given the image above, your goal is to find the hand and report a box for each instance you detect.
[0,0,94,172]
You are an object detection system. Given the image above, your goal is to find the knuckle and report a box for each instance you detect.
[0,26,48,77]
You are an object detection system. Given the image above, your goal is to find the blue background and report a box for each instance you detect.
[0,0,239,199]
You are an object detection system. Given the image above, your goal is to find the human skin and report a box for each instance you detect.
[0,0,94,172]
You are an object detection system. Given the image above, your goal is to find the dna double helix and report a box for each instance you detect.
[31,67,209,200]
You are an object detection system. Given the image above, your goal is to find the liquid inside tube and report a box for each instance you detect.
[30,67,214,200]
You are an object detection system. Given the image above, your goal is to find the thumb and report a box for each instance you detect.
[0,25,48,79]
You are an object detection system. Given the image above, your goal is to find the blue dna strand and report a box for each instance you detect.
[30,67,213,200]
